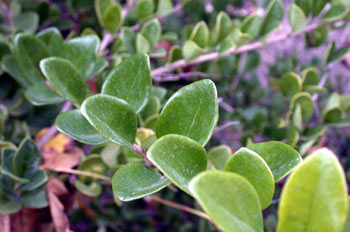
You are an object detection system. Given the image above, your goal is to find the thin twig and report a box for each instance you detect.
[214,121,240,134]
[37,101,73,149]
[44,167,111,182]
[218,97,234,113]
[154,72,221,82]
[146,195,213,222]
[151,20,343,77]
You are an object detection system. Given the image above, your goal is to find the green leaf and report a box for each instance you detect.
[189,170,263,232]
[36,27,64,56]
[311,0,329,17]
[81,94,137,148]
[207,145,231,170]
[3,34,51,87]
[40,57,87,105]
[324,41,350,65]
[306,27,329,47]
[24,83,64,106]
[135,0,155,20]
[102,53,152,113]
[13,138,41,179]
[292,104,303,131]
[144,114,159,130]
[1,148,28,183]
[112,162,170,201]
[156,0,173,16]
[147,134,207,194]
[231,27,253,46]
[290,92,315,121]
[289,4,307,33]
[78,155,108,183]
[136,33,151,53]
[259,0,283,37]
[19,170,48,192]
[140,96,160,120]
[244,51,261,72]
[155,79,218,146]
[168,45,182,63]
[13,12,39,33]
[224,148,275,209]
[277,148,348,232]
[240,13,261,38]
[279,72,302,98]
[321,3,348,23]
[102,3,123,33]
[121,27,137,53]
[61,35,104,80]
[322,93,342,123]
[213,12,233,43]
[302,67,319,86]
[248,141,302,181]
[190,21,209,48]
[74,180,102,197]
[56,109,108,145]
[294,0,310,16]
[141,19,162,49]
[182,40,204,62]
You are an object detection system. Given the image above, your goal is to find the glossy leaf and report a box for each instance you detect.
[40,57,87,105]
[155,79,218,146]
[102,53,152,113]
[259,0,283,37]
[224,148,275,209]
[112,162,170,201]
[81,94,137,148]
[248,141,302,181]
[189,171,263,232]
[207,145,231,170]
[24,83,64,106]
[147,134,207,194]
[56,109,108,145]
[277,148,348,232]
[289,4,306,33]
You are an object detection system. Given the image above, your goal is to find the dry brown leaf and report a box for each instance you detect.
[41,147,83,170]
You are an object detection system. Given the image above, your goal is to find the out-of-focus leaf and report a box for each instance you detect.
[135,0,154,20]
[259,0,283,37]
[322,93,342,123]
[141,19,162,49]
[13,12,39,33]
[182,40,204,62]
[289,4,307,33]
[279,72,302,98]
[207,145,231,170]
[190,21,209,48]
[290,92,314,121]
[24,83,64,106]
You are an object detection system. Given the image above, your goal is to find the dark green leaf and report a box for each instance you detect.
[259,0,283,37]
[24,83,64,106]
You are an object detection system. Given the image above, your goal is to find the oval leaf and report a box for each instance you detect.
[24,83,64,106]
[56,109,108,145]
[155,79,218,146]
[277,148,348,232]
[224,148,275,209]
[112,162,170,201]
[248,141,302,181]
[102,53,152,113]
[147,134,207,194]
[279,72,302,98]
[81,94,137,148]
[189,170,263,232]
[40,57,87,105]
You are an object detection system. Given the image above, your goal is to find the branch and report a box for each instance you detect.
[145,195,212,222]
[151,20,341,77]
[153,72,221,82]
[37,101,72,149]
[44,167,111,182]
